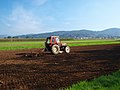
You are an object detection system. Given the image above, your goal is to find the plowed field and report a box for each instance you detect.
[0,44,120,90]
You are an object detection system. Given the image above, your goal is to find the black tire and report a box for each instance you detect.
[65,46,70,53]
[51,45,60,55]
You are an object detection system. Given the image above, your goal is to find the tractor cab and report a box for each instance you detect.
[44,36,70,54]
[45,36,60,51]
[46,36,60,44]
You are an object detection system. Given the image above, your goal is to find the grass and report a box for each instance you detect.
[63,70,120,90]
[0,39,120,50]
[65,39,120,47]
[0,41,44,50]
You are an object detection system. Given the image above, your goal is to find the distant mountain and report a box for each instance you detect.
[99,28,120,36]
[0,35,8,38]
[14,28,120,38]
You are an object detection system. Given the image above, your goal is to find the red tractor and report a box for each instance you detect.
[16,36,70,57]
[44,36,70,54]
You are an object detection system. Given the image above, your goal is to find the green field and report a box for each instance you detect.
[0,39,120,50]
[63,70,120,90]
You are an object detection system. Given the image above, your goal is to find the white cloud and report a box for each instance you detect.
[32,0,48,6]
[7,5,43,35]
[64,22,71,25]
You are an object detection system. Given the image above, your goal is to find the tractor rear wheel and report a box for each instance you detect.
[51,45,60,55]
[65,46,70,53]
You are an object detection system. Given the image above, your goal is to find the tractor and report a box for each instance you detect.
[16,36,70,57]
[44,36,70,54]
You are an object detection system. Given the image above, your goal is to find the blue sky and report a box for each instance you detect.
[0,0,120,35]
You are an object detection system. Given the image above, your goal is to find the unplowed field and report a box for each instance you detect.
[0,44,120,90]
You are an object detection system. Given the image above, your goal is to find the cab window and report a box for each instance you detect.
[52,37,55,42]
[46,38,50,44]
[56,37,60,43]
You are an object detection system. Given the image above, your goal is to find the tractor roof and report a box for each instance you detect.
[51,36,59,37]
[47,36,59,38]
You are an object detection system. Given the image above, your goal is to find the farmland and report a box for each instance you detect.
[0,39,120,50]
[0,39,120,90]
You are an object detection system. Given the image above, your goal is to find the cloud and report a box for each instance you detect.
[64,22,71,25]
[31,0,48,6]
[6,5,43,35]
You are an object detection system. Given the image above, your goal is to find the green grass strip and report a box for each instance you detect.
[62,70,120,90]
[0,39,120,50]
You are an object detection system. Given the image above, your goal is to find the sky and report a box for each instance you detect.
[0,0,120,35]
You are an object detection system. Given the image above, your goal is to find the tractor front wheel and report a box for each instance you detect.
[65,46,70,53]
[51,45,60,55]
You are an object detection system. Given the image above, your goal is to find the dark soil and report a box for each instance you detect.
[0,44,120,90]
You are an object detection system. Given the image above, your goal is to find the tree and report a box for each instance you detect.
[7,36,11,38]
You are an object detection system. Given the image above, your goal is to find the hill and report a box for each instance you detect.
[14,28,120,38]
